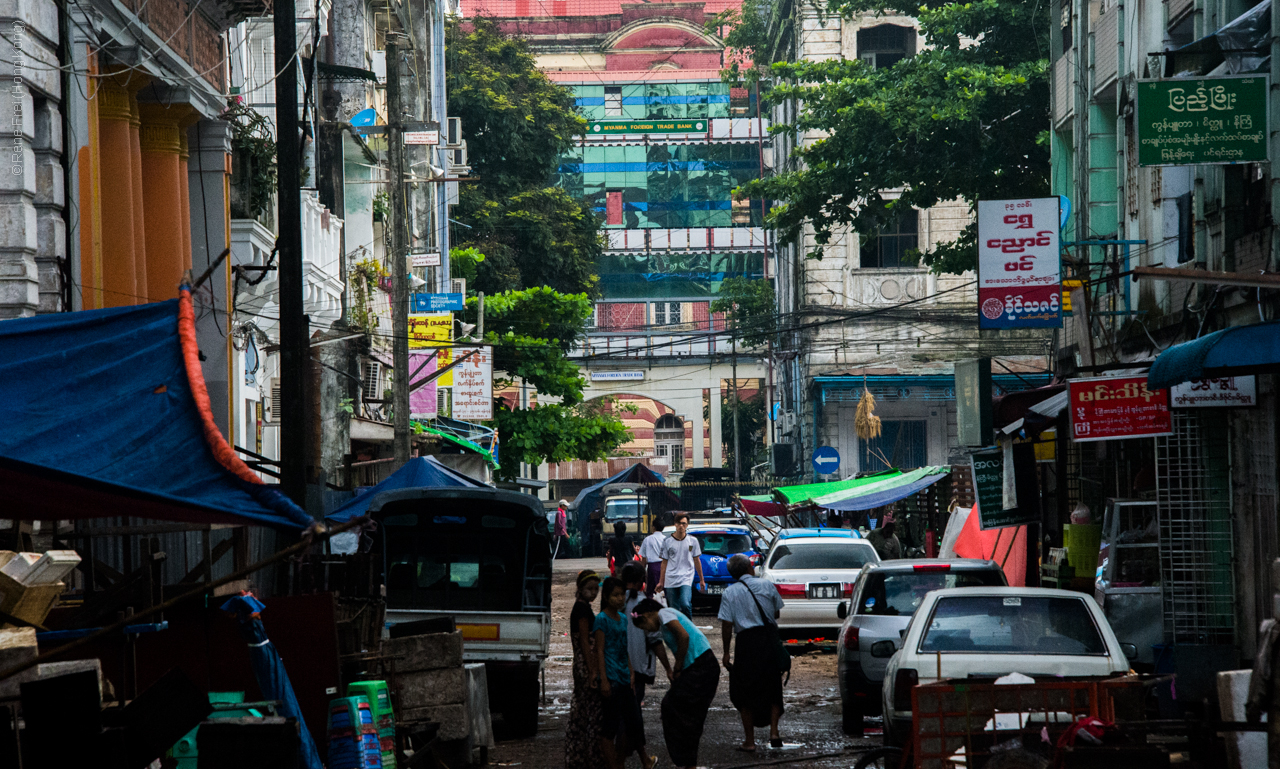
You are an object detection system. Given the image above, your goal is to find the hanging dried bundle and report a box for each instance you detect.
[855,387,882,441]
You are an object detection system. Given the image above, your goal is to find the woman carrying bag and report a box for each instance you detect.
[717,553,788,752]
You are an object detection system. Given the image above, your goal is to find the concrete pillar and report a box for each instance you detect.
[189,120,234,437]
[96,79,138,307]
[127,91,148,300]
[709,374,723,468]
[138,103,190,301]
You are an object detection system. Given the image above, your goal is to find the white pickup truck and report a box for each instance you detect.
[371,487,553,738]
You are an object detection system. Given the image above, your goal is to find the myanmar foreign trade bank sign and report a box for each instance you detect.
[977,197,1062,330]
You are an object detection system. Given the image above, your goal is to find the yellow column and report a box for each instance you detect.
[78,48,103,309]
[178,128,192,272]
[138,103,192,301]
[127,91,148,300]
[95,78,138,307]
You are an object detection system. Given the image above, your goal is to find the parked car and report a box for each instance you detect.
[760,528,880,639]
[879,587,1137,747]
[659,523,765,607]
[835,559,1008,734]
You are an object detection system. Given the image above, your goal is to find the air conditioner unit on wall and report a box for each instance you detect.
[265,377,282,423]
[369,50,387,84]
[450,278,466,295]
[446,117,463,147]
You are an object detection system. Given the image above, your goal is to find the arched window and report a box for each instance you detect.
[654,413,686,471]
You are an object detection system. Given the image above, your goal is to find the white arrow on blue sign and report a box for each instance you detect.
[812,446,840,474]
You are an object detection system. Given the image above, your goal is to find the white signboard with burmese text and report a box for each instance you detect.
[977,198,1062,329]
[1170,376,1256,408]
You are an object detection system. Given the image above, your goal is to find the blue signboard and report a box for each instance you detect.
[812,446,840,475]
[411,293,465,312]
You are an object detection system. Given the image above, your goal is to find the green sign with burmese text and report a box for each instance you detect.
[1136,76,1269,166]
[588,119,708,135]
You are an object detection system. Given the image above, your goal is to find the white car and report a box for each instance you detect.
[759,528,880,638]
[878,587,1137,747]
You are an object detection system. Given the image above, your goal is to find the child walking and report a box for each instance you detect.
[594,577,657,769]
[620,563,670,706]
[631,597,721,769]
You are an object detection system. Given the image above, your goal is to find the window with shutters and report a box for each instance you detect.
[654,414,685,471]
[362,361,381,400]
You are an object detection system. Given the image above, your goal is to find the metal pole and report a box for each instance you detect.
[275,0,307,506]
[732,334,740,483]
[477,291,484,339]
[388,38,412,467]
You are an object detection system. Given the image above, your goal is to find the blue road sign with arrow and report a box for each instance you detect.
[812,446,840,475]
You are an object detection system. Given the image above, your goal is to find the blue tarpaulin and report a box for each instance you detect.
[222,595,323,769]
[325,456,485,524]
[0,294,312,528]
[1148,319,1280,389]
[569,464,668,543]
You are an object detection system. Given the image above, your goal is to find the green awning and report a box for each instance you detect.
[739,494,774,502]
[419,425,499,469]
[808,466,951,511]
[771,469,901,505]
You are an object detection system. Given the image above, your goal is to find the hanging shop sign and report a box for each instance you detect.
[410,252,441,267]
[452,345,493,421]
[404,130,439,145]
[590,370,645,382]
[971,447,1038,530]
[1068,376,1172,442]
[411,292,464,312]
[408,313,453,386]
[1136,76,1268,166]
[587,119,708,135]
[977,198,1062,330]
[1169,375,1257,408]
[408,350,439,419]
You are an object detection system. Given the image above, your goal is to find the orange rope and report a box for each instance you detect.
[178,286,263,486]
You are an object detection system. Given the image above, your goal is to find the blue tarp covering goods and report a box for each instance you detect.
[570,464,670,543]
[325,456,484,524]
[0,291,312,528]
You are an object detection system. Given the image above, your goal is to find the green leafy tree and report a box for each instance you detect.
[466,287,631,480]
[741,0,1050,274]
[446,18,603,295]
[711,276,776,348]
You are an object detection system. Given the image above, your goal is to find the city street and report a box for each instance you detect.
[489,558,882,769]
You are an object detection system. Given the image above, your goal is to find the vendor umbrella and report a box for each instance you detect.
[222,594,323,769]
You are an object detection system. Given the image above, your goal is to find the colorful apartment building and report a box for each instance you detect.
[466,0,770,488]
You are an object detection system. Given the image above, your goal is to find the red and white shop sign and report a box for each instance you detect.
[1069,376,1173,442]
[977,198,1062,329]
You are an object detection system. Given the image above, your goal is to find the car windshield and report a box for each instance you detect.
[693,532,752,557]
[859,570,1006,616]
[768,542,873,570]
[919,595,1107,655]
[605,499,645,522]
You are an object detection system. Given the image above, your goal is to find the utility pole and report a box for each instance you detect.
[387,37,412,467]
[276,0,308,507]
[477,292,484,339]
[732,333,740,483]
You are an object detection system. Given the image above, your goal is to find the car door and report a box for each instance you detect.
[852,572,911,685]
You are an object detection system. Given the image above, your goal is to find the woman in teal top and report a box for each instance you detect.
[632,598,720,769]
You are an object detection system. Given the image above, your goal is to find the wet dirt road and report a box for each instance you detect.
[488,558,883,768]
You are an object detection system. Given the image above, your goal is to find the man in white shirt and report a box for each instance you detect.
[638,514,669,598]
[658,512,705,618]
